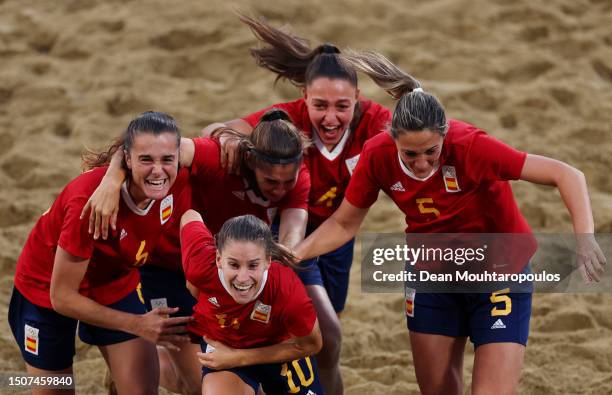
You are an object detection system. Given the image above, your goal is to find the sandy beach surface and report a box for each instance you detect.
[1,0,611,393]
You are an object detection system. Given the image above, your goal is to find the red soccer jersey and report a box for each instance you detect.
[243,98,391,226]
[181,221,316,348]
[190,137,310,234]
[345,120,531,234]
[14,167,192,308]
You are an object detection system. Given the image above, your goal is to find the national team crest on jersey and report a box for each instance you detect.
[150,297,168,310]
[250,300,272,323]
[24,324,39,355]
[160,195,173,224]
[345,154,360,175]
[405,287,415,317]
[442,166,460,193]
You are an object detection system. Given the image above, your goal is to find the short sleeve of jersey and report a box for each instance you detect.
[190,137,222,181]
[279,267,317,337]
[180,221,216,289]
[280,163,310,211]
[344,138,382,209]
[57,194,94,260]
[465,128,527,182]
[242,101,302,128]
[364,101,392,139]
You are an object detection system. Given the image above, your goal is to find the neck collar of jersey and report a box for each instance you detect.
[121,180,155,216]
[397,152,440,182]
[242,178,271,207]
[312,127,351,161]
[218,268,269,303]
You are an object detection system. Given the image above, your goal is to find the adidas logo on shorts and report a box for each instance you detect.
[390,181,405,192]
[491,319,506,329]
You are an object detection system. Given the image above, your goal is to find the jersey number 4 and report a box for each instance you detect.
[316,187,338,208]
[134,240,149,267]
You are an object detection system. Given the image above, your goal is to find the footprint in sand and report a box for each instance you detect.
[538,310,595,332]
[105,92,152,117]
[1,153,38,182]
[518,25,550,42]
[591,59,612,83]
[150,28,223,51]
[458,87,499,112]
[497,59,555,83]
[549,86,577,107]
[0,133,15,158]
[0,202,36,228]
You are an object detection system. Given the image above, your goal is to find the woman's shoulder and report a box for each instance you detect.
[61,166,108,200]
[445,119,488,146]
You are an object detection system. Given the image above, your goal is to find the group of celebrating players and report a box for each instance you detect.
[8,14,606,395]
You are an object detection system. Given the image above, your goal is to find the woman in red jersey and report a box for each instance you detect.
[82,108,310,395]
[294,51,607,395]
[200,15,392,394]
[8,112,193,395]
[180,210,323,395]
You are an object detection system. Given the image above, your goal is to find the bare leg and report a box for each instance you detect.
[409,331,467,395]
[99,337,159,395]
[472,343,525,395]
[306,284,343,395]
[202,371,255,395]
[25,363,74,395]
[158,344,202,395]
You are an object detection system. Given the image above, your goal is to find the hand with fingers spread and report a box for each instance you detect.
[197,337,243,370]
[133,307,194,352]
[80,175,122,240]
[79,148,125,240]
[576,234,607,283]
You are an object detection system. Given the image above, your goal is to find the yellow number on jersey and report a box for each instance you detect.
[416,198,441,218]
[280,357,315,393]
[215,314,240,330]
[490,288,512,316]
[316,187,337,208]
[134,240,149,267]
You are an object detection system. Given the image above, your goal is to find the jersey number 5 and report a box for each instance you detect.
[490,288,512,316]
[416,198,440,218]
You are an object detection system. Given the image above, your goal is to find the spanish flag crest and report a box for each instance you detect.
[405,287,415,317]
[160,195,173,225]
[250,300,272,324]
[442,166,461,193]
[25,324,39,355]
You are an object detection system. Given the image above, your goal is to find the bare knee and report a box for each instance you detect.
[176,376,201,395]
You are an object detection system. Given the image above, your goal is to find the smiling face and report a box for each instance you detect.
[216,240,271,304]
[304,77,359,151]
[252,162,300,202]
[395,129,445,179]
[124,131,179,207]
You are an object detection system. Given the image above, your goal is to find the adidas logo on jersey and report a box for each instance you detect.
[232,191,245,200]
[208,297,220,307]
[119,228,128,240]
[390,181,405,192]
[491,319,506,329]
